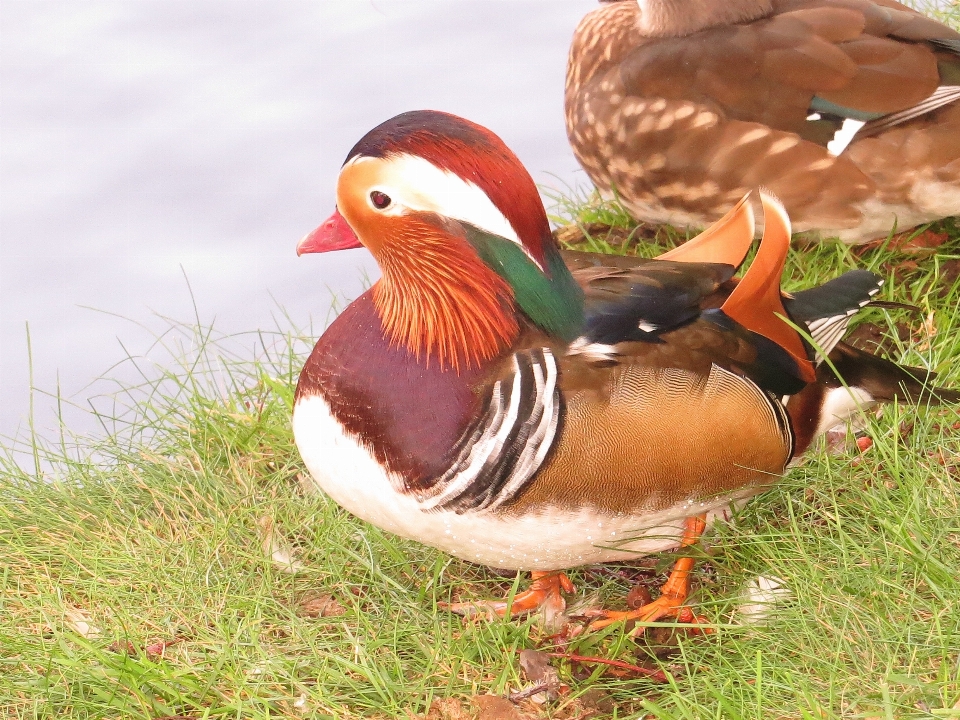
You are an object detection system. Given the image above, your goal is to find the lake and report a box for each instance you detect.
[0,0,596,445]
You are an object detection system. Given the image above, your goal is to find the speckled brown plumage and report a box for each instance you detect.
[566,0,960,242]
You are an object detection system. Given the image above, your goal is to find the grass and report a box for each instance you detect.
[917,0,960,27]
[6,0,960,711]
[2,195,959,719]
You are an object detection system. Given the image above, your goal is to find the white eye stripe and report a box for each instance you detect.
[349,154,522,245]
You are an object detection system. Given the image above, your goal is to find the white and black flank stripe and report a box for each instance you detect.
[415,348,561,513]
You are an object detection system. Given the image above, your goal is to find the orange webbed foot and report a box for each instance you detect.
[443,571,575,623]
[585,592,711,637]
[586,514,711,637]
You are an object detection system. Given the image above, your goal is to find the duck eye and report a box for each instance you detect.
[370,190,391,210]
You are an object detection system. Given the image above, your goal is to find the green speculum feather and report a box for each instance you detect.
[464,225,584,342]
[808,96,883,122]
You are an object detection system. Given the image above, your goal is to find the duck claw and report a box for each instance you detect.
[587,595,712,637]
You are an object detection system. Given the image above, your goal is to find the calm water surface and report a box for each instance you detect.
[0,0,595,442]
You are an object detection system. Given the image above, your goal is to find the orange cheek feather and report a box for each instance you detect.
[335,160,519,371]
[371,217,520,372]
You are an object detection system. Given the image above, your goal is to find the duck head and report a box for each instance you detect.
[299,110,584,372]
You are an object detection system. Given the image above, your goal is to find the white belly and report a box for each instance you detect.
[293,394,746,571]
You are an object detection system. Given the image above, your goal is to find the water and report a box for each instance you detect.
[0,0,595,443]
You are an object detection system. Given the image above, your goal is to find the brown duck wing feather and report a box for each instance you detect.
[505,347,793,516]
[572,258,737,343]
[562,250,735,303]
[561,192,753,298]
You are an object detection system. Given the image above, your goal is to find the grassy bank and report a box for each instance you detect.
[2,205,960,719]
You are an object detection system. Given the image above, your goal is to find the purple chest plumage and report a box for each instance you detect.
[295,290,488,489]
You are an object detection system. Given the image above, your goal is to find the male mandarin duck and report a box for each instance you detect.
[293,110,958,630]
[566,0,960,243]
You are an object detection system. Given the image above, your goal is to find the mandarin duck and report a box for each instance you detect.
[566,0,960,243]
[293,110,959,630]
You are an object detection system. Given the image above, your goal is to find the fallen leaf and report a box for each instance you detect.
[845,320,911,357]
[258,516,305,573]
[63,608,100,638]
[854,227,948,257]
[145,637,181,659]
[890,259,920,280]
[297,472,321,496]
[299,593,346,618]
[893,228,949,255]
[519,649,552,683]
[108,636,181,659]
[579,687,616,714]
[916,311,938,352]
[626,584,653,609]
[108,640,137,656]
[514,649,562,703]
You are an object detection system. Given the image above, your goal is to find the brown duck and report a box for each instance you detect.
[566,0,960,243]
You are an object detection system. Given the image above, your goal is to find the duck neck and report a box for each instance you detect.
[637,0,772,37]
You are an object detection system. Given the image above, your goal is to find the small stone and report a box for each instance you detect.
[626,584,653,609]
